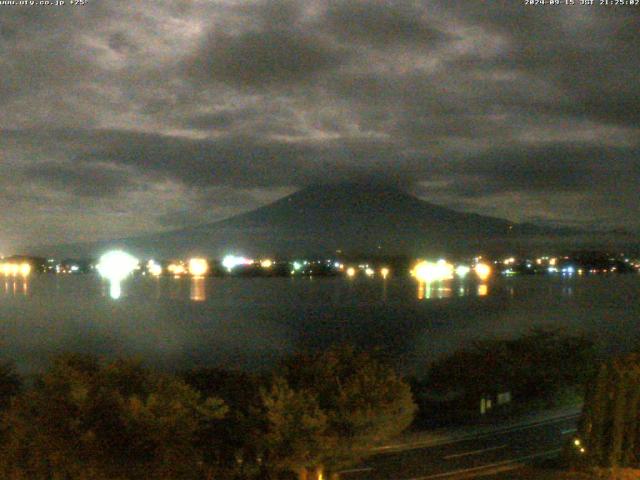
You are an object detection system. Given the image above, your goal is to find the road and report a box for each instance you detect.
[340,411,580,479]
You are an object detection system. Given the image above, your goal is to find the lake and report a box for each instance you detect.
[1,273,639,375]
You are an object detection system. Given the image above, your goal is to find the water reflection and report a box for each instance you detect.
[416,281,454,300]
[109,280,122,300]
[2,273,639,377]
[2,278,29,296]
[190,277,206,302]
[100,279,125,300]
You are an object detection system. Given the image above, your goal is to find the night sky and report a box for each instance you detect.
[1,1,638,253]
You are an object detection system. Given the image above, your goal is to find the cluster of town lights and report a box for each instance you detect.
[411,260,491,283]
[61,248,515,301]
[0,261,31,277]
[343,265,390,279]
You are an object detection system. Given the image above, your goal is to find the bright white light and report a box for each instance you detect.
[365,268,375,277]
[380,267,390,279]
[110,282,122,300]
[97,250,139,282]
[222,255,252,272]
[188,258,209,277]
[97,250,138,300]
[455,265,470,278]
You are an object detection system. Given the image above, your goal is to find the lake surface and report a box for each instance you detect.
[1,273,639,376]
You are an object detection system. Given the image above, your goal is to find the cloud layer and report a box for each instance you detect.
[0,0,638,251]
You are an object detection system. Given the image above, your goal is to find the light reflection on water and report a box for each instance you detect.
[416,281,456,300]
[3,278,29,297]
[0,274,639,376]
[190,277,206,302]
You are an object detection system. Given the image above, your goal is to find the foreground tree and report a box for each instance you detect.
[260,346,417,479]
[181,367,265,477]
[260,377,330,479]
[0,361,21,412]
[578,354,640,469]
[0,354,226,480]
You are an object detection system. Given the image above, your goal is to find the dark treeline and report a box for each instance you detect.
[0,347,415,480]
[412,329,600,427]
[0,330,607,479]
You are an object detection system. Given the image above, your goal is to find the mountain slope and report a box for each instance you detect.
[37,183,579,258]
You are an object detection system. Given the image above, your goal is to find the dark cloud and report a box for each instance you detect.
[73,129,406,188]
[0,0,639,250]
[324,1,449,46]
[449,145,628,196]
[18,161,138,198]
[433,2,640,127]
[190,29,346,88]
[107,31,138,54]
[185,110,253,130]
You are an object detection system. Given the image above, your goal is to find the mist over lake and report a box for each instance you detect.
[1,274,639,376]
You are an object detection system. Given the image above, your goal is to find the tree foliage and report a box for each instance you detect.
[426,328,598,403]
[0,348,415,480]
[181,367,265,475]
[0,353,227,480]
[259,346,417,478]
[260,377,329,476]
[578,354,640,468]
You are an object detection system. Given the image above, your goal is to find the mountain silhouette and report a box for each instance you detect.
[37,183,582,258]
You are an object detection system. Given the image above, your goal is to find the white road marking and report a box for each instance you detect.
[405,448,563,480]
[375,412,580,452]
[443,444,507,460]
[338,467,374,475]
[561,428,577,435]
